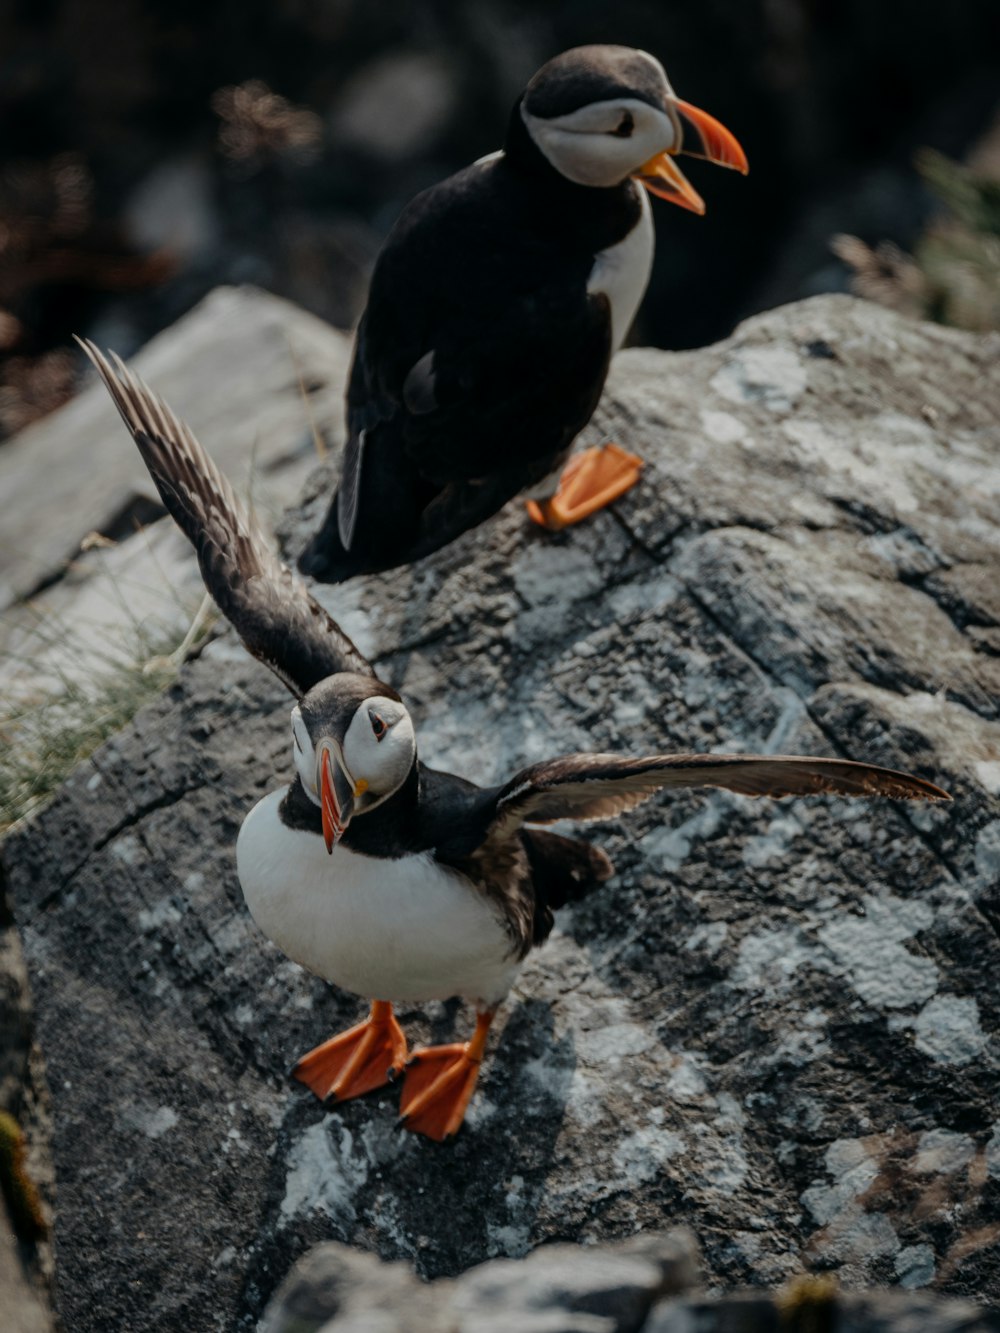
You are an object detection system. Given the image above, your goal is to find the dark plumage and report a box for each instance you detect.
[298,153,619,580]
[297,43,746,582]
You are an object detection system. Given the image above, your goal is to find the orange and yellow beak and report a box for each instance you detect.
[633,97,748,215]
[319,746,368,853]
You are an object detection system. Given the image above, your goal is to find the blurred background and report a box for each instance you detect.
[1,0,999,442]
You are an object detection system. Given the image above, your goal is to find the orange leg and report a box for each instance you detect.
[399,1009,495,1141]
[292,1000,408,1103]
[526,443,642,531]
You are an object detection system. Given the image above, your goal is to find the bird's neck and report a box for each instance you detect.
[502,97,640,249]
[278,763,424,856]
[279,777,323,834]
[343,761,423,856]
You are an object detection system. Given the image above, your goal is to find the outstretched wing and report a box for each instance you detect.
[487,752,950,844]
[78,338,371,696]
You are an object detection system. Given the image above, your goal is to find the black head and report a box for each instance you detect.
[291,672,416,851]
[523,45,673,122]
[509,44,747,206]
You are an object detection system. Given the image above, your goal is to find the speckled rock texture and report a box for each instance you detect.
[259,1233,999,1333]
[2,292,1000,1330]
[259,1229,697,1333]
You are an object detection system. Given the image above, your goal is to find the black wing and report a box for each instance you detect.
[486,751,950,844]
[352,253,611,489]
[78,339,371,696]
[300,161,611,577]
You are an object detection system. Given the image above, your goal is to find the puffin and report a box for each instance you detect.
[79,341,950,1141]
[297,44,748,583]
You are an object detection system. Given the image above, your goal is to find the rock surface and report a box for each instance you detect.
[0,285,353,709]
[0,284,351,610]
[260,1229,696,1333]
[259,1234,999,1333]
[2,292,1000,1330]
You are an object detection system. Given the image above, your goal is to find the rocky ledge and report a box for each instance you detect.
[260,1230,1000,1332]
[2,289,999,1329]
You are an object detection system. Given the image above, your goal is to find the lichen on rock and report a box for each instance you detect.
[2,289,1000,1329]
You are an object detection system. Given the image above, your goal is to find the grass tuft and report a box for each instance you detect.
[0,606,212,837]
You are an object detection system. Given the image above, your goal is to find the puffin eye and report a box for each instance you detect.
[610,111,634,138]
[369,709,388,741]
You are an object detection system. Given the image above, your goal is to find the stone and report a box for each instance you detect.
[0,284,353,612]
[263,1236,999,1333]
[259,1242,449,1333]
[259,1229,697,1332]
[3,293,1000,1329]
[0,284,353,714]
[450,1229,697,1333]
[644,1288,1000,1332]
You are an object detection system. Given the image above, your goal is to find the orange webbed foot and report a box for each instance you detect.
[292,1000,408,1103]
[526,443,642,531]
[398,1010,494,1141]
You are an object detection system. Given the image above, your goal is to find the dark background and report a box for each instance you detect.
[1,0,999,437]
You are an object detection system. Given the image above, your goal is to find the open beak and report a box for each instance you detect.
[319,745,368,853]
[634,153,706,214]
[633,97,748,215]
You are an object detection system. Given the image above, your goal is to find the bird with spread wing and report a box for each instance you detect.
[80,339,950,1140]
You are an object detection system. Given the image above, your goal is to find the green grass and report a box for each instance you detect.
[0,598,212,836]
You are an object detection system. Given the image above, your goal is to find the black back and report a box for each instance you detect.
[298,110,643,581]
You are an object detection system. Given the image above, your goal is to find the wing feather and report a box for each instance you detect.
[488,752,950,843]
[336,427,366,551]
[79,338,371,695]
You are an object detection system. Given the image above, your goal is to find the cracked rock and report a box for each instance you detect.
[2,290,1000,1329]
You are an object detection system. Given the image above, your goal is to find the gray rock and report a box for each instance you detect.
[264,1236,999,1333]
[3,293,1000,1330]
[834,1289,1000,1331]
[0,1234,54,1333]
[0,284,352,717]
[450,1229,698,1333]
[259,1241,450,1333]
[0,284,352,612]
[645,1287,1000,1332]
[260,1229,697,1333]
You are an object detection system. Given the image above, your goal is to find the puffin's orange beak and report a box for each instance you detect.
[673,99,749,174]
[634,153,706,214]
[634,97,748,215]
[319,746,355,853]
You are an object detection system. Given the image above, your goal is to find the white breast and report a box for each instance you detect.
[235,789,521,1008]
[587,184,655,351]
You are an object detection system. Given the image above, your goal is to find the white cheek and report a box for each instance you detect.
[290,707,318,798]
[523,103,676,188]
[631,110,678,163]
[294,735,318,799]
[379,720,416,784]
[342,712,377,779]
[342,707,415,798]
[549,135,637,187]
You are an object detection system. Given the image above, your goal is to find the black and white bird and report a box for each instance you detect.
[81,342,950,1141]
[298,44,748,583]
